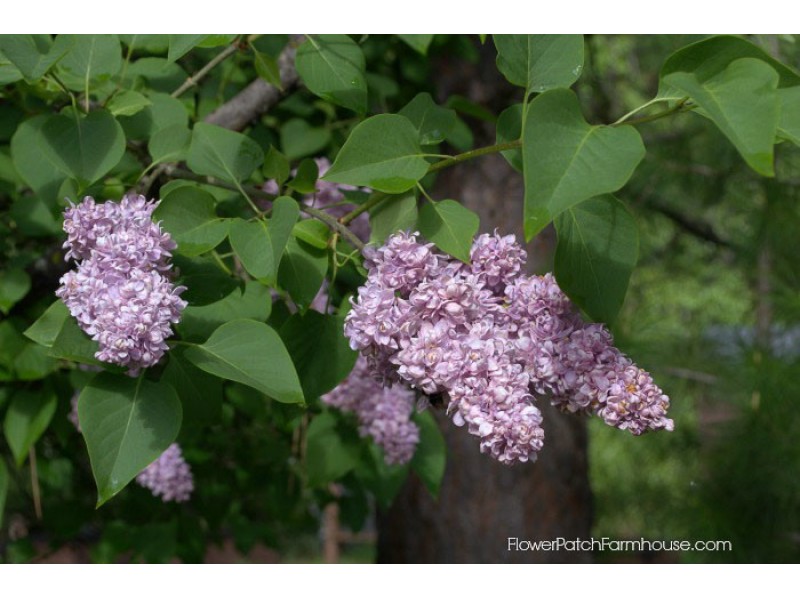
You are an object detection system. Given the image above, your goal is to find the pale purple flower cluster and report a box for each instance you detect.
[56,195,186,375]
[322,356,420,465]
[262,157,371,241]
[135,443,195,503]
[344,231,673,465]
[70,392,194,503]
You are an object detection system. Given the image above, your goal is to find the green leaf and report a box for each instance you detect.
[306,411,360,486]
[148,124,191,164]
[48,313,104,367]
[554,195,639,324]
[522,88,645,239]
[0,268,31,314]
[58,35,122,90]
[286,157,319,194]
[280,312,358,401]
[106,90,152,117]
[0,461,8,528]
[494,34,584,94]
[263,146,290,184]
[323,114,429,194]
[664,58,780,176]
[79,373,181,505]
[161,346,223,424]
[24,300,69,348]
[153,187,229,256]
[277,237,328,310]
[369,191,418,244]
[398,34,434,55]
[167,34,208,62]
[119,92,188,139]
[399,92,457,145]
[14,343,56,381]
[39,109,126,187]
[185,319,304,404]
[229,219,275,281]
[496,103,523,171]
[295,34,367,114]
[3,389,57,467]
[411,411,446,498]
[658,35,800,100]
[279,118,331,161]
[178,280,272,342]
[172,255,237,306]
[417,200,479,263]
[187,122,264,184]
[253,50,282,89]
[778,87,800,146]
[355,445,410,509]
[9,195,61,237]
[11,116,67,200]
[293,219,330,249]
[0,34,72,81]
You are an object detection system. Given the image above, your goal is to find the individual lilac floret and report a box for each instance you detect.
[135,443,194,503]
[56,195,186,375]
[322,356,420,465]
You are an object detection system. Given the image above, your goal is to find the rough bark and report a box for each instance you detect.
[376,39,593,563]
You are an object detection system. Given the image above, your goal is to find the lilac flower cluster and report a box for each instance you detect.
[56,195,187,375]
[344,231,673,465]
[322,356,420,465]
[263,157,371,241]
[135,443,195,503]
[70,392,194,503]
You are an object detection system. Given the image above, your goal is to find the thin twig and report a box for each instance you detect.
[30,447,43,521]
[171,41,242,99]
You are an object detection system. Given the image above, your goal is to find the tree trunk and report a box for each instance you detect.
[376,39,593,563]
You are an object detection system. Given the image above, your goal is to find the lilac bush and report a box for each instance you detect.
[56,195,187,375]
[344,231,673,465]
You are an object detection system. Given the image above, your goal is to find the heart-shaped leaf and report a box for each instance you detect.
[40,109,126,187]
[522,88,645,239]
[185,319,304,404]
[79,373,181,505]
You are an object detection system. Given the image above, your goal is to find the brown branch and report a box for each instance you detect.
[203,35,304,131]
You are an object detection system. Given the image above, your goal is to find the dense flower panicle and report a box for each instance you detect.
[344,230,674,465]
[56,195,186,375]
[135,443,194,503]
[322,356,419,464]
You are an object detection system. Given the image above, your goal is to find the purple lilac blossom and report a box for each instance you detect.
[344,230,673,465]
[56,195,186,375]
[322,356,420,465]
[135,443,194,503]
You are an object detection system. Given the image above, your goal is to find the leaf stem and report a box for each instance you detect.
[303,205,365,252]
[171,40,242,99]
[612,97,692,127]
[426,139,522,174]
[339,192,387,225]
